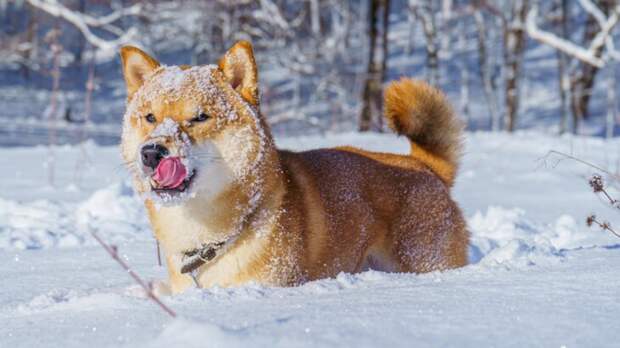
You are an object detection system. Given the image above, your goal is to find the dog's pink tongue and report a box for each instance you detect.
[153,157,187,189]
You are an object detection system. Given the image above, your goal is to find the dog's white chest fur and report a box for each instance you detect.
[153,203,273,289]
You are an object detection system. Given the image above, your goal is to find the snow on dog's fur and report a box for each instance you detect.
[119,41,469,294]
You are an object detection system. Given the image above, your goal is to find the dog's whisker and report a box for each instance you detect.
[190,152,223,158]
[188,155,224,162]
[189,153,221,157]
[190,156,223,161]
[118,159,139,167]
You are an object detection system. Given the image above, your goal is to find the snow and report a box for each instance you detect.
[149,117,182,138]
[0,181,148,250]
[123,65,235,125]
[1,131,620,347]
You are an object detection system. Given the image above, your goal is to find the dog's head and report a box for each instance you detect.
[119,41,272,206]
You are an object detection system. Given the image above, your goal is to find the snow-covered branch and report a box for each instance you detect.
[587,4,620,58]
[26,0,140,53]
[578,0,607,28]
[526,1,620,68]
[255,0,291,32]
[526,5,605,67]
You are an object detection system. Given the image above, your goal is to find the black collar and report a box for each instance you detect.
[180,241,225,274]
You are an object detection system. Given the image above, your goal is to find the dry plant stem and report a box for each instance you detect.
[599,187,618,207]
[543,153,620,239]
[587,175,620,239]
[74,48,95,185]
[157,241,162,267]
[541,150,620,181]
[90,230,176,318]
[588,215,620,238]
[47,30,61,187]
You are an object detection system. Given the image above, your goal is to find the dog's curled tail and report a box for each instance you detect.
[384,78,464,186]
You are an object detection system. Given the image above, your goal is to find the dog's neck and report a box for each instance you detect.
[179,173,286,276]
[189,174,287,288]
[195,121,281,231]
[149,121,283,252]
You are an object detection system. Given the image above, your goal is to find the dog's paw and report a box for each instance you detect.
[150,280,172,297]
[123,280,172,298]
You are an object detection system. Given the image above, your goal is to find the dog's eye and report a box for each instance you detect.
[192,112,211,123]
[145,113,156,124]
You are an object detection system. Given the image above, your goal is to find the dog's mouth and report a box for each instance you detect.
[151,170,196,195]
[148,156,196,196]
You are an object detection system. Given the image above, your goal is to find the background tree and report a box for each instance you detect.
[359,0,391,132]
[1,0,620,143]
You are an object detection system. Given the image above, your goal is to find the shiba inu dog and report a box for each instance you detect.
[119,41,468,294]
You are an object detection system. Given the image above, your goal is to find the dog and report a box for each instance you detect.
[119,41,468,294]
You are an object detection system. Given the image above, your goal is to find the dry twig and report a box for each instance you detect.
[89,230,176,318]
[587,214,620,238]
[589,174,620,208]
[587,174,620,239]
[539,150,620,240]
[539,150,620,181]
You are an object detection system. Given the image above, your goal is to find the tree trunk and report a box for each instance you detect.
[359,0,390,132]
[569,0,613,133]
[378,0,390,130]
[21,4,39,81]
[406,5,416,55]
[458,20,469,122]
[502,0,529,132]
[475,10,499,131]
[556,0,570,134]
[606,64,617,138]
[413,1,439,87]
[74,0,87,66]
[310,0,321,38]
[570,15,601,126]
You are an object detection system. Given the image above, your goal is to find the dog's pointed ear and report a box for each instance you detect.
[120,46,160,98]
[218,41,259,106]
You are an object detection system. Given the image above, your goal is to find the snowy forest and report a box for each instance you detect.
[3,0,620,145]
[2,1,620,347]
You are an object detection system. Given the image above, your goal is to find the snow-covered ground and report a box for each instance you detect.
[1,131,620,347]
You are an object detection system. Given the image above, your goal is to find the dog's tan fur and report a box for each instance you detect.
[119,41,468,294]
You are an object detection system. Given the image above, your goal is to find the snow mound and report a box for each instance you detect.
[17,288,124,314]
[467,206,596,267]
[184,270,399,302]
[0,198,75,249]
[0,181,148,250]
[75,181,147,236]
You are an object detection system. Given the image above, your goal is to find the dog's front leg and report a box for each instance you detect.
[165,255,195,294]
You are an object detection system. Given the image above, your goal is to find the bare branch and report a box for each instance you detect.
[578,0,607,29]
[90,229,177,318]
[26,0,139,53]
[584,2,620,58]
[587,214,620,238]
[255,0,290,32]
[526,1,620,68]
[526,5,605,68]
[538,150,620,181]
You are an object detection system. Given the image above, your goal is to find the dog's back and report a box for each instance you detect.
[278,148,467,280]
[275,78,468,280]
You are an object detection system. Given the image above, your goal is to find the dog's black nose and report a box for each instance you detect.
[141,144,169,169]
